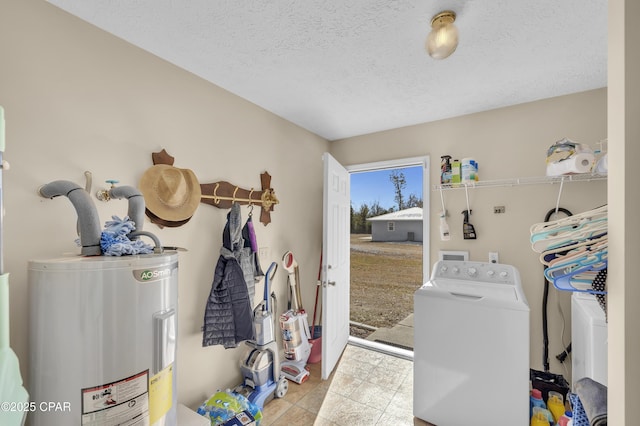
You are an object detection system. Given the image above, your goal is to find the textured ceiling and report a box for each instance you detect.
[46,0,608,141]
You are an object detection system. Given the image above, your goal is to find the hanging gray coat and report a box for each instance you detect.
[202,203,255,348]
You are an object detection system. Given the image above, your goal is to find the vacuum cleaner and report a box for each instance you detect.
[235,262,288,409]
[279,251,312,384]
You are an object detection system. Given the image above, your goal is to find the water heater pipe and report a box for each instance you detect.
[107,185,145,237]
[38,180,102,256]
[128,230,163,253]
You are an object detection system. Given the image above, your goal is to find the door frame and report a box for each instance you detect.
[346,155,431,283]
[346,155,430,359]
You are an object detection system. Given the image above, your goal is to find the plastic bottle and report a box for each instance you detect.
[461,157,477,183]
[439,211,450,241]
[547,391,565,423]
[531,407,550,426]
[558,411,573,426]
[530,388,546,418]
[451,159,461,184]
[440,155,452,184]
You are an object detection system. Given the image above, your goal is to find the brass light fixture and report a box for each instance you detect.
[426,11,459,60]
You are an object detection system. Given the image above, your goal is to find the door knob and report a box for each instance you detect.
[323,279,336,287]
[323,265,335,286]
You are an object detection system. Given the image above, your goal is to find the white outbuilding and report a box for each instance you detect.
[367,207,423,242]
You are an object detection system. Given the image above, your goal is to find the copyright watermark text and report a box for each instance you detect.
[1,401,71,412]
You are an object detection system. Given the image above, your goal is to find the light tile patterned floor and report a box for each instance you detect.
[261,344,432,426]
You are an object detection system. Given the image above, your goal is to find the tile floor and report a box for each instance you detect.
[261,344,432,425]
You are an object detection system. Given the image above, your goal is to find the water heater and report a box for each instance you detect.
[28,253,178,426]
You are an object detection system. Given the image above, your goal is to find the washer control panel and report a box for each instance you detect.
[431,260,518,285]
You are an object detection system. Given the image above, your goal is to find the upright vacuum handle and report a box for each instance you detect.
[264,262,278,312]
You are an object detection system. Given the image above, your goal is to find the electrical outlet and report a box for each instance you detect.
[493,206,506,214]
[489,252,499,264]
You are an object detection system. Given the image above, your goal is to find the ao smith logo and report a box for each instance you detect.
[133,263,177,282]
[140,268,171,280]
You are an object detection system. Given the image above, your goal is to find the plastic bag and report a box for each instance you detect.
[196,390,262,425]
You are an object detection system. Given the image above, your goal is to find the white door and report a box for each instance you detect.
[321,152,350,380]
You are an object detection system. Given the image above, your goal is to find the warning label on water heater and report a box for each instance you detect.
[149,364,173,424]
[81,370,150,426]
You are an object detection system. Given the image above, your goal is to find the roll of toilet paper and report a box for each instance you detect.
[546,153,594,176]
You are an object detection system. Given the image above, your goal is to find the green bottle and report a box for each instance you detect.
[451,159,461,184]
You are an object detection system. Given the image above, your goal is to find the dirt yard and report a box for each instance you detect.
[350,234,423,338]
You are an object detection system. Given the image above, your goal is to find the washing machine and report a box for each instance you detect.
[413,260,530,425]
[571,292,608,387]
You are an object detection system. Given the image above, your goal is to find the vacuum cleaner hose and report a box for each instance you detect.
[542,207,572,372]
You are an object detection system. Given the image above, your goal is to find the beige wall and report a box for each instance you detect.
[331,89,608,378]
[4,0,637,421]
[0,0,328,410]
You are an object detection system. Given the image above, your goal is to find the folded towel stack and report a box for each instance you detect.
[573,377,608,426]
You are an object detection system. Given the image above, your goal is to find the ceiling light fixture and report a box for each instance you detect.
[426,11,458,60]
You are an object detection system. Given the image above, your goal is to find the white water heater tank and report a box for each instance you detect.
[28,253,179,426]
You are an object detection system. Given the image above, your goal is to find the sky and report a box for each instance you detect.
[350,165,422,211]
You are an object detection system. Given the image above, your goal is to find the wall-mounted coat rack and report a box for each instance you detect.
[200,172,279,226]
[146,149,279,226]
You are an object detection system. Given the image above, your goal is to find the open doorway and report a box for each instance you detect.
[346,157,430,354]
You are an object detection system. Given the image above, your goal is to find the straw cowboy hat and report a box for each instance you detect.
[144,207,192,228]
[139,164,201,222]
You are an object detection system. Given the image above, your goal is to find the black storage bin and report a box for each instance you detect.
[530,369,571,402]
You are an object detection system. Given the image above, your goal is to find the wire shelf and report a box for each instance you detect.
[433,173,607,190]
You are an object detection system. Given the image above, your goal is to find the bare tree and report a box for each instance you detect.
[389,170,407,210]
[369,200,387,217]
[406,193,423,208]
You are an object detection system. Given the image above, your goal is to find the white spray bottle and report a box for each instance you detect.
[594,139,608,174]
[439,210,451,241]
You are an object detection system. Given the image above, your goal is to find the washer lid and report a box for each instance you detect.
[425,260,529,306]
[426,279,522,303]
